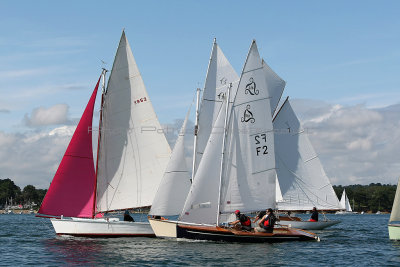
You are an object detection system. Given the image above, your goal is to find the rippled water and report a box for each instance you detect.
[1,213,400,266]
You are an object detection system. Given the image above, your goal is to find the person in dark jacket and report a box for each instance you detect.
[255,208,276,233]
[124,210,134,222]
[229,210,252,231]
[309,207,318,222]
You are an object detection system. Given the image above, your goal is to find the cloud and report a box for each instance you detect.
[0,109,10,113]
[291,99,400,185]
[23,104,71,127]
[0,128,73,189]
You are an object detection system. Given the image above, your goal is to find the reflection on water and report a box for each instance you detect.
[2,213,400,266]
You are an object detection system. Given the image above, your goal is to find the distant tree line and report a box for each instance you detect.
[333,183,397,213]
[0,178,47,209]
[0,178,397,212]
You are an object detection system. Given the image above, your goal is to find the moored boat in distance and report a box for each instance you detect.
[37,31,171,237]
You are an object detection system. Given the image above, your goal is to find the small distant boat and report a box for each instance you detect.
[336,189,356,214]
[37,31,171,237]
[389,177,400,240]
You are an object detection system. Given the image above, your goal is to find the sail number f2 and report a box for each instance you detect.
[254,133,268,156]
[134,97,147,104]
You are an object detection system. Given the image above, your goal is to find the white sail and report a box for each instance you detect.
[390,178,400,222]
[180,100,227,224]
[262,59,286,116]
[96,31,171,212]
[193,40,239,177]
[219,41,276,215]
[149,107,192,216]
[274,98,341,211]
[339,189,353,212]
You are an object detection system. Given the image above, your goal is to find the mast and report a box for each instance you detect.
[191,87,201,182]
[92,68,108,218]
[216,83,232,226]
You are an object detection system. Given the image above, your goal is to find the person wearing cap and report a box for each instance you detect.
[255,208,276,233]
[309,207,318,222]
[228,210,252,231]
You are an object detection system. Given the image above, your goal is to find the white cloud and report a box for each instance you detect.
[292,99,400,185]
[24,104,71,127]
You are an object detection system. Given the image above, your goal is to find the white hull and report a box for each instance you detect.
[51,217,154,237]
[278,220,340,230]
[389,224,400,240]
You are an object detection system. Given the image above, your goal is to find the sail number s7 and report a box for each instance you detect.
[254,133,268,156]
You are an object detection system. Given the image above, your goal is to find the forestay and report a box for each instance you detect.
[96,32,171,212]
[150,107,192,216]
[219,41,276,216]
[274,99,340,211]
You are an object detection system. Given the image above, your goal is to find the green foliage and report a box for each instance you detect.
[0,178,47,209]
[333,183,397,212]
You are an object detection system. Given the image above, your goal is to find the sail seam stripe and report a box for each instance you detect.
[233,97,271,107]
[252,168,276,175]
[65,155,93,160]
[164,171,189,174]
[203,99,223,103]
[304,156,317,163]
[242,66,263,74]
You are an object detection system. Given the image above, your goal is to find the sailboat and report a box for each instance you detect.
[389,177,400,240]
[37,31,171,237]
[336,189,354,214]
[149,40,319,242]
[273,98,341,229]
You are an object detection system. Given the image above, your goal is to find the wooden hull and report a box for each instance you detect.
[148,218,319,242]
[50,217,155,237]
[278,219,340,230]
[388,224,400,240]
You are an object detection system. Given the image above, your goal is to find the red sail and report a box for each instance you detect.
[38,77,100,218]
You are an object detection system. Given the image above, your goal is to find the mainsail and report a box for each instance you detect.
[96,31,171,212]
[274,98,340,210]
[390,178,400,223]
[150,107,192,216]
[339,189,353,212]
[193,40,239,178]
[38,77,101,218]
[219,41,276,215]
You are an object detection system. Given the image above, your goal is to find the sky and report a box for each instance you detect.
[0,0,399,189]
